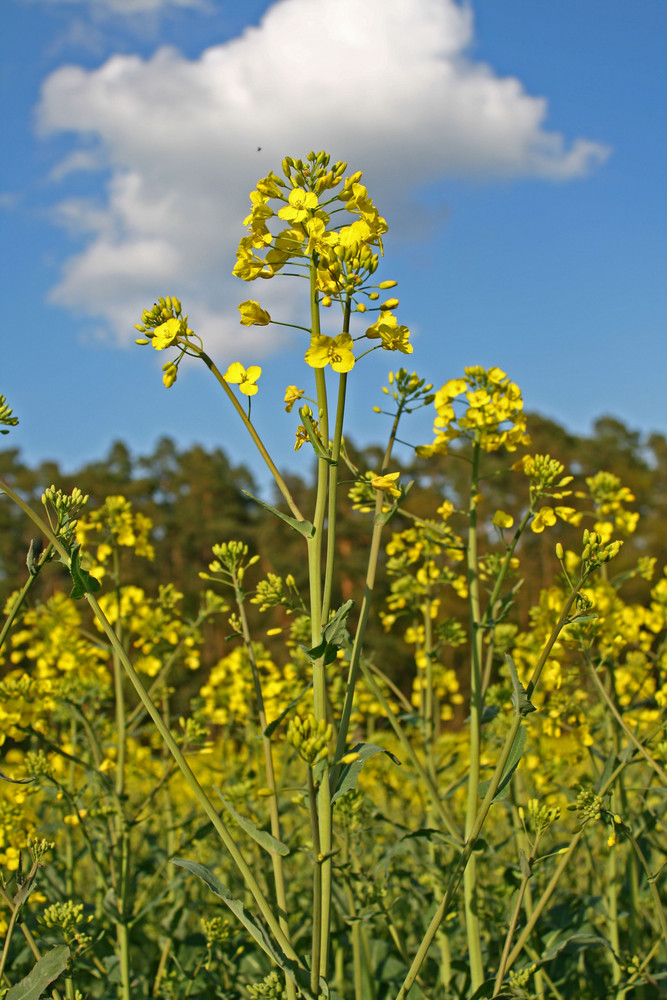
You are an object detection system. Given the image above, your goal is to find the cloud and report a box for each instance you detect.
[37,0,609,355]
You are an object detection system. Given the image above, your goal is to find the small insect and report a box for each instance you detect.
[257,146,262,152]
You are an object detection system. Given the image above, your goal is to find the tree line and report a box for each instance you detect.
[1,413,665,690]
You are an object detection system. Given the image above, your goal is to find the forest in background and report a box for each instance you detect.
[2,411,666,705]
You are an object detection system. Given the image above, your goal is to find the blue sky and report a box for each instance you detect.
[2,0,666,489]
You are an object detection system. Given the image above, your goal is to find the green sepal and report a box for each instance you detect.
[478,724,527,802]
[242,491,315,538]
[332,742,401,802]
[172,859,324,999]
[5,945,70,1000]
[299,407,333,463]
[304,599,354,665]
[67,544,101,600]
[505,653,536,717]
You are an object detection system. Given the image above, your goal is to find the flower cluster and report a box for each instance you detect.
[420,366,530,455]
[0,393,19,434]
[233,151,413,373]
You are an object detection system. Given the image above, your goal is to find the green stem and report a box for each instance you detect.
[196,348,305,522]
[321,369,348,624]
[321,295,352,624]
[0,542,53,653]
[395,711,524,1000]
[306,261,335,981]
[464,439,484,991]
[395,577,589,999]
[307,767,322,997]
[235,582,297,1000]
[360,663,462,844]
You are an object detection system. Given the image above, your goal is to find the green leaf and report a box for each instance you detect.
[263,681,313,738]
[172,859,323,999]
[68,544,101,600]
[468,979,513,1000]
[215,790,289,856]
[242,491,315,538]
[305,599,354,665]
[6,945,69,1000]
[541,932,611,962]
[478,725,527,802]
[505,653,536,717]
[332,743,401,802]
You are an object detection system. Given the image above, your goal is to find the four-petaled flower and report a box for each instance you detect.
[278,187,319,224]
[238,300,271,327]
[370,472,401,499]
[366,311,413,354]
[531,506,557,534]
[492,510,514,529]
[223,362,262,396]
[305,333,355,373]
[152,318,182,350]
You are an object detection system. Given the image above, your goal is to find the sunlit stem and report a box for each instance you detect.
[111,547,131,1000]
[321,295,352,624]
[307,767,322,996]
[464,438,484,991]
[195,347,305,523]
[234,577,297,1000]
[307,257,333,979]
[332,399,402,775]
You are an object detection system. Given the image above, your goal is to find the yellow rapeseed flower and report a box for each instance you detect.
[151,318,181,350]
[238,300,271,327]
[305,333,355,373]
[278,187,319,224]
[492,510,514,529]
[284,385,305,412]
[223,362,262,396]
[371,472,401,499]
[531,507,558,533]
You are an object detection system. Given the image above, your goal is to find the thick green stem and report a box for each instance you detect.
[321,369,348,624]
[307,768,323,996]
[464,439,485,991]
[236,585,296,1000]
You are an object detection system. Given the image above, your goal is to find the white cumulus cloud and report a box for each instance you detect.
[37,0,609,354]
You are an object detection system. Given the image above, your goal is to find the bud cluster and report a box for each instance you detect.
[581,528,622,572]
[200,540,260,587]
[574,786,604,822]
[0,393,19,434]
[246,970,287,1000]
[251,572,300,613]
[42,485,89,546]
[520,798,561,836]
[287,713,332,766]
[201,915,231,948]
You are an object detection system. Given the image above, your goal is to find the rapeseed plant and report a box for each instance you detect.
[0,154,664,1000]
